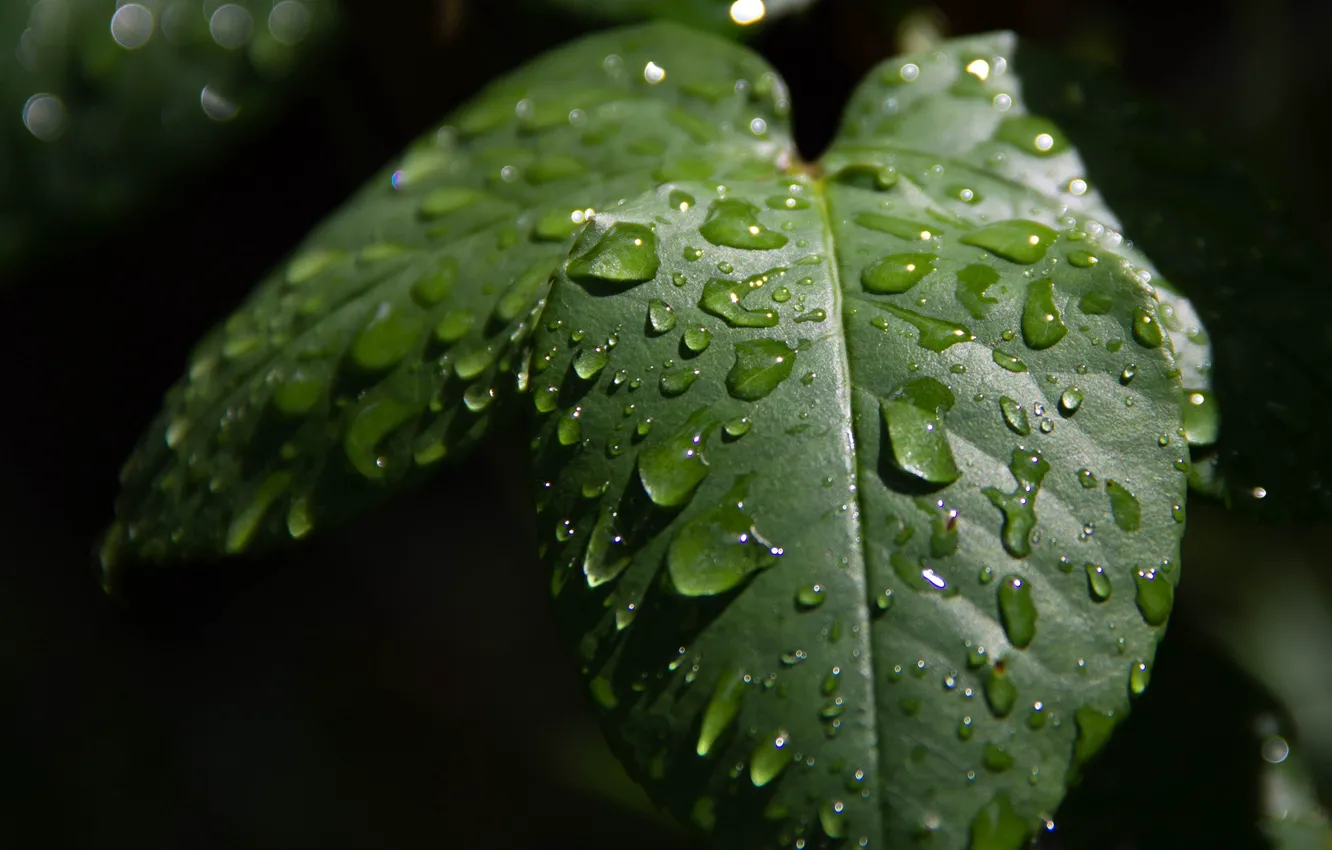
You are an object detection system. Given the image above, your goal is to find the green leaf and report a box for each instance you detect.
[530,31,1186,850]
[101,22,792,579]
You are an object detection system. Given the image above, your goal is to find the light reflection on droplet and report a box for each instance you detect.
[268,0,311,46]
[209,4,254,49]
[993,93,1012,111]
[729,0,766,25]
[965,59,990,80]
[644,61,666,84]
[200,85,239,122]
[899,63,920,82]
[21,93,66,141]
[1034,133,1054,152]
[1067,178,1088,196]
[750,117,767,135]
[1261,736,1290,764]
[110,4,154,50]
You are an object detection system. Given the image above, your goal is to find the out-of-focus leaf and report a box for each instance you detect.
[0,0,338,269]
[101,22,793,585]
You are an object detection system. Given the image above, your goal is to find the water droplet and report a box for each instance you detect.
[1182,389,1219,445]
[699,277,780,327]
[771,286,792,303]
[697,670,746,756]
[1077,468,1097,489]
[750,729,793,786]
[584,506,631,587]
[410,258,459,306]
[700,199,788,250]
[1058,387,1083,417]
[435,310,474,343]
[419,186,485,219]
[999,396,1030,435]
[344,394,419,480]
[683,326,713,353]
[819,800,848,839]
[351,301,423,371]
[874,588,895,613]
[983,448,1050,558]
[638,410,715,507]
[995,115,1069,157]
[669,477,782,596]
[1105,480,1142,531]
[684,246,704,262]
[727,339,796,401]
[287,497,313,540]
[724,417,752,439]
[1029,702,1047,730]
[1133,567,1173,626]
[992,350,1028,373]
[225,472,292,554]
[1073,706,1117,769]
[960,220,1058,264]
[855,211,941,241]
[970,793,1028,850]
[915,496,960,558]
[795,308,827,324]
[984,663,1017,717]
[1085,564,1112,601]
[574,347,610,380]
[956,264,1000,319]
[1021,279,1067,350]
[670,189,697,212]
[983,743,1015,773]
[1129,660,1151,696]
[958,715,975,741]
[877,304,974,352]
[998,576,1037,648]
[1067,250,1098,269]
[1132,307,1164,348]
[660,368,702,397]
[796,584,827,609]
[881,378,960,485]
[766,194,811,211]
[557,407,583,445]
[862,253,939,294]
[644,299,677,335]
[567,222,660,285]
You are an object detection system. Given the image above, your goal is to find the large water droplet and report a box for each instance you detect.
[726,339,796,401]
[881,377,960,485]
[668,478,782,596]
[862,253,939,294]
[878,304,974,352]
[683,326,713,353]
[1059,387,1083,416]
[1106,480,1142,531]
[992,350,1028,373]
[1021,279,1067,350]
[984,662,1017,717]
[1133,566,1173,626]
[998,576,1037,648]
[960,220,1058,264]
[1181,389,1219,446]
[699,198,788,250]
[854,211,941,241]
[699,277,780,327]
[638,410,715,507]
[749,729,793,786]
[660,368,701,397]
[697,670,745,756]
[999,396,1030,435]
[819,800,848,839]
[584,506,632,587]
[983,448,1050,558]
[648,299,677,334]
[574,347,610,380]
[1131,306,1164,348]
[1129,660,1151,696]
[956,264,1000,319]
[225,472,292,554]
[994,115,1069,157]
[1085,563,1111,601]
[567,222,660,285]
[970,793,1029,850]
[351,301,423,371]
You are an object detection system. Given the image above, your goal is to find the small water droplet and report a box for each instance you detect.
[1058,387,1083,416]
[648,299,677,334]
[750,729,793,786]
[984,663,1017,717]
[992,350,1028,372]
[1086,563,1111,601]
[1106,480,1142,531]
[999,396,1030,435]
[796,583,827,609]
[1129,659,1151,696]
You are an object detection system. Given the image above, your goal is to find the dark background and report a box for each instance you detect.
[2,0,1329,847]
